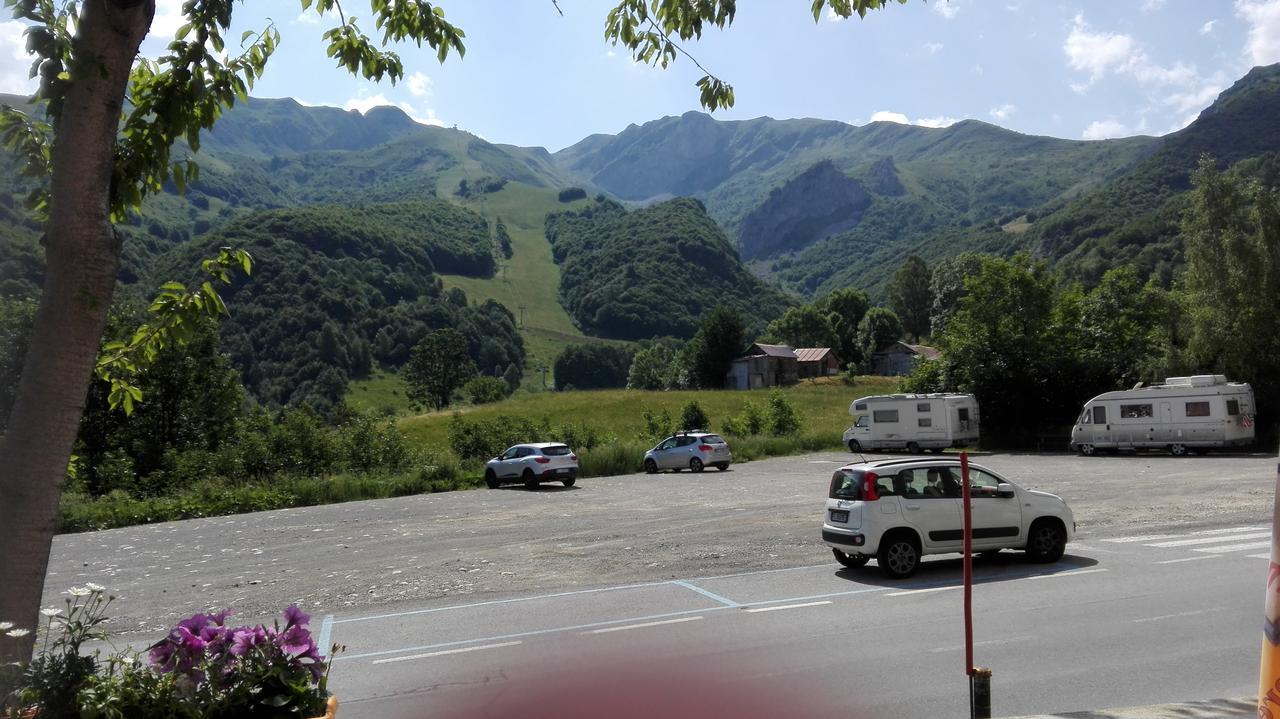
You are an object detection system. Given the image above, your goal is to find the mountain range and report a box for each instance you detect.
[2,62,1279,402]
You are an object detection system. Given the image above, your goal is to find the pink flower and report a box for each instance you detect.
[276,624,315,656]
[283,604,310,629]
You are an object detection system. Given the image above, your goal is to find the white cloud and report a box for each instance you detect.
[1164,81,1226,113]
[1237,0,1280,65]
[972,64,984,75]
[916,115,960,128]
[406,71,432,97]
[869,110,909,124]
[1201,19,1218,35]
[0,20,36,96]
[826,7,846,22]
[933,1,959,19]
[989,103,1017,120]
[344,92,444,126]
[924,41,944,55]
[295,11,320,25]
[1063,14,1137,85]
[1082,118,1130,140]
[1141,0,1167,12]
[149,0,186,40]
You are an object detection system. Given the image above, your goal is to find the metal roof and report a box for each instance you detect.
[750,343,798,359]
[794,347,834,362]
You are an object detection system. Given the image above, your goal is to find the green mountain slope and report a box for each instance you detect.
[545,197,791,340]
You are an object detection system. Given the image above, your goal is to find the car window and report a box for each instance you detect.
[968,469,1003,497]
[829,470,863,500]
[541,445,573,456]
[657,439,677,451]
[516,447,535,458]
[676,436,697,447]
[703,435,725,444]
[501,447,521,460]
[922,467,961,498]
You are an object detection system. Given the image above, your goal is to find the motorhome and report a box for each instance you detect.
[842,393,980,454]
[1069,375,1255,456]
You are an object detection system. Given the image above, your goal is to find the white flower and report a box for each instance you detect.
[40,608,62,617]
[85,583,105,593]
[0,622,11,631]
[67,587,91,597]
[5,629,30,638]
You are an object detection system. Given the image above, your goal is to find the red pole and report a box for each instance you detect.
[962,451,973,676]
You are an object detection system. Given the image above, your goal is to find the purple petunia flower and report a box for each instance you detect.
[229,625,268,656]
[276,624,315,655]
[283,604,310,629]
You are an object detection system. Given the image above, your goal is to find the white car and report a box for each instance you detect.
[643,431,732,473]
[485,443,579,489]
[821,457,1075,578]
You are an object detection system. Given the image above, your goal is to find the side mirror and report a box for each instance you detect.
[996,483,1015,499]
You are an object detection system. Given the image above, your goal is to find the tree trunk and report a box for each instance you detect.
[0,0,153,663]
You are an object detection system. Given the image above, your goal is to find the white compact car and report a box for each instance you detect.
[485,443,579,489]
[821,457,1075,578]
[643,431,732,473]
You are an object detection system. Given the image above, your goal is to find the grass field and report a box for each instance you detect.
[398,376,902,450]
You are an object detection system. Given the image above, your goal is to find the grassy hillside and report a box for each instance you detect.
[398,376,902,449]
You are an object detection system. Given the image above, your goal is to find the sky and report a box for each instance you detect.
[2,1,1280,151]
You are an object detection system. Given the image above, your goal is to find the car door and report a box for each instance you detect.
[893,467,963,551]
[495,446,521,478]
[965,468,1023,548]
[653,437,678,469]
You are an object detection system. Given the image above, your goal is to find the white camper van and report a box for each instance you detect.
[842,393,980,454]
[1070,375,1255,456]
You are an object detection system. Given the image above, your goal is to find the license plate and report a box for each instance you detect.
[830,510,849,523]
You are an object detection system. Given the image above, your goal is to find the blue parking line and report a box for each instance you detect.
[317,614,334,657]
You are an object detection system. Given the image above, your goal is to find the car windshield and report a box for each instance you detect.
[541,445,573,456]
[703,435,725,444]
[829,469,864,500]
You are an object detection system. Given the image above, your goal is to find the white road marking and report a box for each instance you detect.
[929,636,1033,653]
[672,580,740,607]
[589,616,703,634]
[1194,526,1267,535]
[1133,608,1223,624]
[887,585,961,597]
[1250,554,1273,560]
[1156,556,1215,565]
[1192,540,1273,554]
[1101,535,1178,543]
[1146,531,1271,548]
[371,641,523,665]
[1024,568,1109,580]
[744,601,832,614]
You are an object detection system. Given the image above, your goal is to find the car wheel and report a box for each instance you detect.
[715,463,729,471]
[562,478,576,487]
[690,457,704,473]
[1025,519,1067,563]
[1078,443,1096,457]
[1169,443,1188,457]
[484,469,499,490]
[833,549,869,568]
[848,439,862,453]
[644,459,658,474]
[907,442,922,455]
[523,469,537,490]
[877,534,921,578]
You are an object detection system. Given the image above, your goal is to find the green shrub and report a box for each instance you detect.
[679,401,710,431]
[576,440,647,477]
[447,413,550,461]
[464,375,511,405]
[764,390,801,436]
[640,407,673,441]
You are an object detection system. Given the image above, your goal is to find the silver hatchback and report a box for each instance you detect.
[643,431,732,473]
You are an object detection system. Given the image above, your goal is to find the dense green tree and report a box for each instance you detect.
[817,287,870,367]
[0,0,907,657]
[1180,156,1280,424]
[680,401,710,431]
[553,344,635,390]
[928,252,986,336]
[494,217,513,259]
[688,305,746,389]
[464,375,512,405]
[404,329,477,411]
[763,305,833,349]
[627,343,683,390]
[857,307,904,366]
[889,254,932,341]
[502,363,522,393]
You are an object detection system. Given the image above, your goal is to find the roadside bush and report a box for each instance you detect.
[447,413,551,461]
[640,407,673,441]
[575,440,647,477]
[338,413,410,473]
[721,400,764,437]
[764,390,801,436]
[679,401,710,431]
[464,375,511,405]
[555,421,615,451]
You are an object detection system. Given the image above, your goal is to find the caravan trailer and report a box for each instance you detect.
[842,393,980,454]
[1069,375,1255,456]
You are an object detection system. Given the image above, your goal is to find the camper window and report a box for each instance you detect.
[1079,409,1091,424]
[918,418,932,427]
[855,403,868,411]
[917,402,931,412]
[1185,401,1211,417]
[873,409,899,423]
[1227,399,1240,416]
[1092,406,1107,424]
[855,415,870,428]
[1120,403,1153,419]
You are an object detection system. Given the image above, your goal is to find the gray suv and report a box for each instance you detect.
[643,431,732,473]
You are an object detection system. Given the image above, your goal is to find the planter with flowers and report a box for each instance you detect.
[1,585,340,719]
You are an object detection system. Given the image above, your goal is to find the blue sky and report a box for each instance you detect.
[3,1,1279,151]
